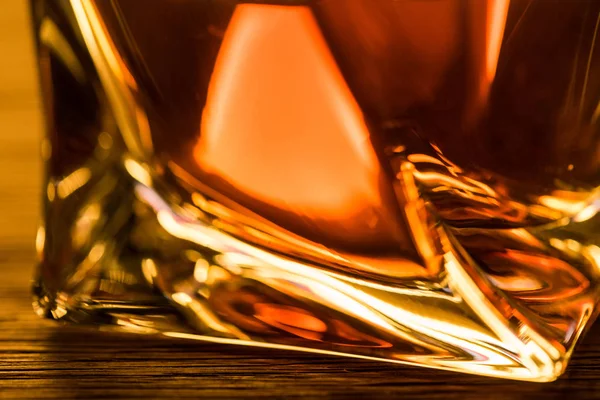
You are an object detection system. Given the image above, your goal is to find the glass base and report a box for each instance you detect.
[34,152,600,382]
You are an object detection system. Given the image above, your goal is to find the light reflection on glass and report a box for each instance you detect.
[31,0,600,383]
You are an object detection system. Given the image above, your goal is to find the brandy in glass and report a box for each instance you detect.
[31,0,600,381]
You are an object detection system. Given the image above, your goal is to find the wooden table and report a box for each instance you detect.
[3,2,600,399]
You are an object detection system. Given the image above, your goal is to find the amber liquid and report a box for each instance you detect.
[90,0,600,226]
[61,0,598,270]
[31,0,600,381]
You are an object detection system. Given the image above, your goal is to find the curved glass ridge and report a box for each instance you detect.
[31,0,600,381]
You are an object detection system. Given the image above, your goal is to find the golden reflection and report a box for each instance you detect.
[39,17,86,83]
[70,0,152,157]
[98,131,113,150]
[35,226,45,258]
[65,241,106,290]
[50,304,68,320]
[123,158,152,187]
[584,245,600,270]
[107,271,136,286]
[115,318,158,334]
[141,258,158,285]
[396,162,441,274]
[412,170,497,198]
[46,182,55,202]
[72,203,102,249]
[193,259,210,283]
[539,192,593,215]
[56,167,91,199]
[573,200,600,223]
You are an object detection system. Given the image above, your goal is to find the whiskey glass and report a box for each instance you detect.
[31,0,600,381]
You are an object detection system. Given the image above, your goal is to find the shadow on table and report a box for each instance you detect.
[31,324,600,399]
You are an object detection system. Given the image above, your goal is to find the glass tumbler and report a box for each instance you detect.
[31,0,600,381]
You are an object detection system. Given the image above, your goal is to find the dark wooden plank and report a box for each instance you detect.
[3,253,600,399]
[3,2,600,399]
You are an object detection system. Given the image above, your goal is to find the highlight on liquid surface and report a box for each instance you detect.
[31,0,600,381]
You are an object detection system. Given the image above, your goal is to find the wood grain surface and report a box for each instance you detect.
[3,2,600,399]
